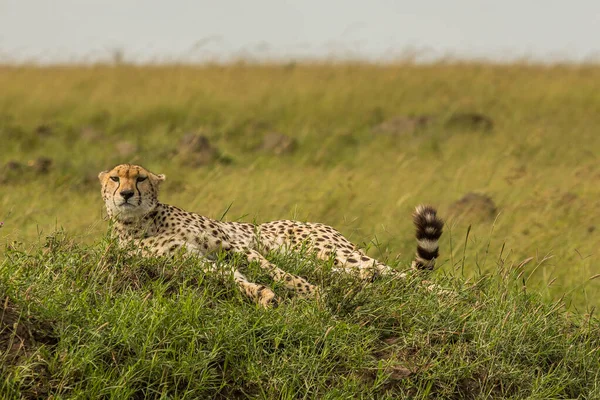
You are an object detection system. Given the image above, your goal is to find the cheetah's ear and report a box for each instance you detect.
[152,173,166,183]
[98,170,108,182]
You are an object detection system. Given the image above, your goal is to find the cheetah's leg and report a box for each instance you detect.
[232,270,277,307]
[328,249,401,281]
[136,238,278,307]
[245,249,318,299]
[196,260,277,307]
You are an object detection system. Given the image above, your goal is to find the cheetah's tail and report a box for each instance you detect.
[411,205,444,271]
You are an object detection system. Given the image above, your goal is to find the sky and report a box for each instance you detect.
[1,0,599,64]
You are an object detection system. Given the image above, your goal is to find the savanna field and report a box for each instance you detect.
[1,63,600,398]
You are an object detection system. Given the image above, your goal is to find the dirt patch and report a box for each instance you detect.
[27,157,53,174]
[1,297,56,398]
[177,133,223,166]
[115,141,138,158]
[557,192,578,206]
[372,112,494,136]
[0,158,54,183]
[372,115,434,136]
[448,193,498,221]
[34,124,53,138]
[259,132,297,155]
[80,126,104,142]
[4,160,24,171]
[1,298,56,357]
[444,112,494,132]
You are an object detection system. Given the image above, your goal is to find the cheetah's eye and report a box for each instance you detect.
[137,176,147,183]
[110,176,120,182]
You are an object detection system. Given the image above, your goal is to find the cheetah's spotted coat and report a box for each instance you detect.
[99,164,444,306]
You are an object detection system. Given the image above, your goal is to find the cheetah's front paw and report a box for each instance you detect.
[257,287,278,308]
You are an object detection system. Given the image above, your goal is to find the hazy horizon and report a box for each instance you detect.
[1,0,600,64]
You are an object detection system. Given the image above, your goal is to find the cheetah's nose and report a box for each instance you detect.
[120,189,135,201]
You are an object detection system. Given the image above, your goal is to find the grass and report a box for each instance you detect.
[1,232,600,398]
[1,62,600,397]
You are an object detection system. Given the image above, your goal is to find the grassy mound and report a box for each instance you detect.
[1,232,599,399]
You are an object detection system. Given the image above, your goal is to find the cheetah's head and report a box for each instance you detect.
[98,164,165,221]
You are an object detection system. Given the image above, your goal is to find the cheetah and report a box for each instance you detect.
[98,164,444,307]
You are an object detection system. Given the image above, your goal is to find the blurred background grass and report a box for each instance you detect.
[1,62,598,308]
